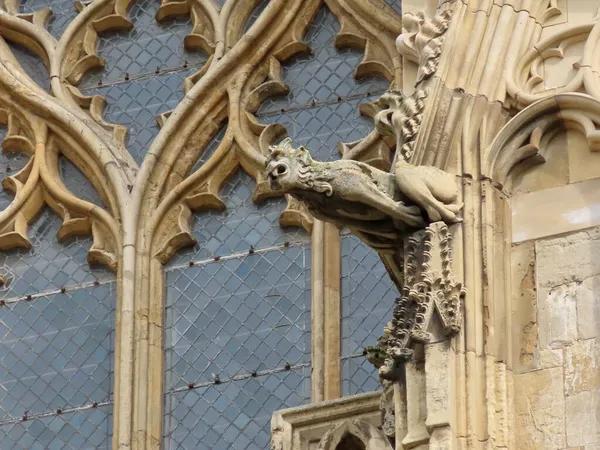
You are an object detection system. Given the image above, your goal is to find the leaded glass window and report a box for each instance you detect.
[0,0,402,447]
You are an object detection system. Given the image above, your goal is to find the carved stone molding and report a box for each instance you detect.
[507,7,600,108]
[271,391,383,450]
[317,419,393,450]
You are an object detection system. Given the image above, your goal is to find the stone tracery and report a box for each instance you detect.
[3,0,600,448]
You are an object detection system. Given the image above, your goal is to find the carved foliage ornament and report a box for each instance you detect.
[366,222,465,381]
[365,8,452,163]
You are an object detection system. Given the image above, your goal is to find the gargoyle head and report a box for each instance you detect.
[265,138,332,196]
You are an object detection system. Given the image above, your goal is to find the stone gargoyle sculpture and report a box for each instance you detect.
[265,138,462,249]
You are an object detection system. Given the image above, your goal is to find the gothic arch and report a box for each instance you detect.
[318,420,392,450]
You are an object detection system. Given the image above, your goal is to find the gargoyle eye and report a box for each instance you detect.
[276,164,287,175]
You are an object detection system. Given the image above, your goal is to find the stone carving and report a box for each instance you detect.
[507,7,600,107]
[396,9,453,85]
[358,8,452,165]
[317,419,393,450]
[265,139,462,250]
[367,222,465,380]
[373,89,428,161]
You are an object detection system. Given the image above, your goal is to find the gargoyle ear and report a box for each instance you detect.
[298,146,312,165]
[279,137,293,150]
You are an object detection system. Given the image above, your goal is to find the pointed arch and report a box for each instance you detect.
[318,419,393,450]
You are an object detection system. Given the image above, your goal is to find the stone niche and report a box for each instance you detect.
[270,392,385,450]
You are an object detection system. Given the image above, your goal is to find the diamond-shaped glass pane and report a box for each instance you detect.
[169,170,309,267]
[19,0,79,38]
[163,369,309,450]
[6,43,50,92]
[342,356,382,396]
[79,0,207,88]
[81,69,196,163]
[257,5,389,115]
[165,246,310,388]
[60,156,104,207]
[0,404,112,449]
[0,208,114,300]
[0,284,115,419]
[340,234,397,395]
[384,0,402,15]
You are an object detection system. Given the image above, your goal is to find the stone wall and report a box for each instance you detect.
[512,227,600,449]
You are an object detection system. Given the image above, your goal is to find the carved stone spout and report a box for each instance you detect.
[265,138,462,251]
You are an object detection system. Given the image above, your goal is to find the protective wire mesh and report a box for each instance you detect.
[19,0,79,38]
[82,68,198,163]
[0,136,114,448]
[169,170,309,267]
[340,234,397,396]
[79,0,207,87]
[163,171,311,448]
[0,228,115,448]
[258,4,390,162]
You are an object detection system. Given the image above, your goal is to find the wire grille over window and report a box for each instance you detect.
[0,213,115,447]
[340,235,397,396]
[258,4,389,162]
[163,174,311,448]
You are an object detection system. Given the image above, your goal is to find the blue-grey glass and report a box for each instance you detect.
[7,43,50,92]
[261,96,377,161]
[384,0,402,15]
[0,404,112,449]
[82,69,197,164]
[341,356,382,396]
[257,5,389,115]
[165,246,310,389]
[340,234,396,394]
[59,156,103,207]
[19,0,79,38]
[163,369,309,450]
[168,170,309,267]
[0,208,114,300]
[0,284,115,419]
[79,0,207,88]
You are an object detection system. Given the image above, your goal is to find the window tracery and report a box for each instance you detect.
[0,0,403,447]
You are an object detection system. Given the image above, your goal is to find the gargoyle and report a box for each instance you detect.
[265,139,462,249]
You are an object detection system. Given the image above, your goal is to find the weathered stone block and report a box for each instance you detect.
[538,283,578,349]
[576,277,600,340]
[515,368,566,449]
[510,241,538,371]
[536,227,600,288]
[565,337,600,396]
[566,389,600,447]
